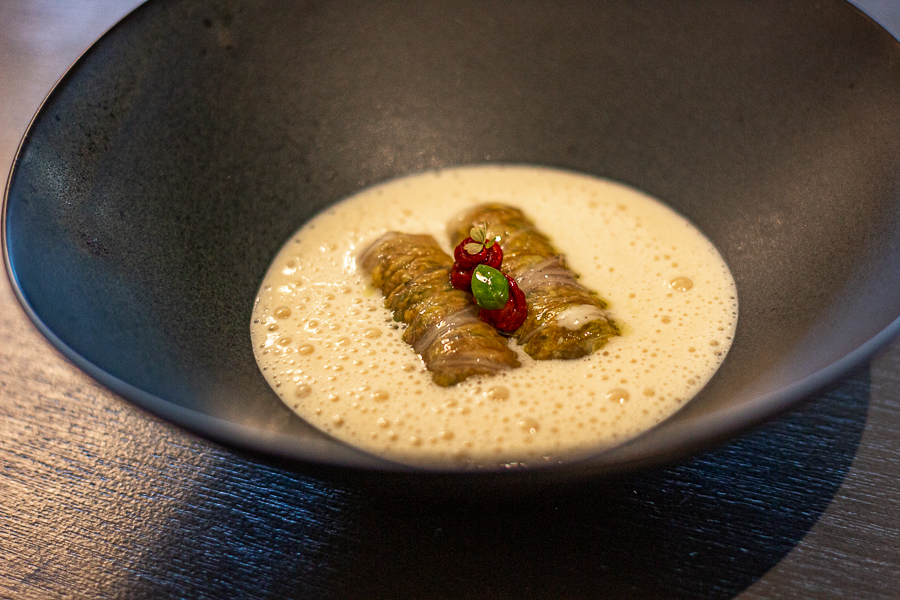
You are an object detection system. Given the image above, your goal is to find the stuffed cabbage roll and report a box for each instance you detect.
[359,232,521,386]
[448,204,619,360]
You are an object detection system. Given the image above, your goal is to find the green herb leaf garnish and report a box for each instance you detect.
[468,222,496,252]
[471,264,509,310]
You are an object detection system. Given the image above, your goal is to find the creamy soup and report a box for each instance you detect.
[251,165,737,468]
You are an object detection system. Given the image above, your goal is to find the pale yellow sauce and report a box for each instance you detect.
[251,165,738,468]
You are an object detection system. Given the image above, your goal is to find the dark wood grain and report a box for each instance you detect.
[2,2,900,599]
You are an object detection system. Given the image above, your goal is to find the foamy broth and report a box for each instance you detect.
[251,165,737,468]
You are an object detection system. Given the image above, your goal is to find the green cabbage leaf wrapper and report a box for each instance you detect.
[360,232,521,386]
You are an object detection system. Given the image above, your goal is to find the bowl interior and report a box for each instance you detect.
[6,0,900,475]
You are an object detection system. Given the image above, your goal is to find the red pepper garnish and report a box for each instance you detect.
[449,225,503,292]
[449,222,527,332]
[453,237,503,271]
[479,274,527,333]
[450,263,475,291]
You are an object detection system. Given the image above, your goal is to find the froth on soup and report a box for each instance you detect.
[251,165,738,469]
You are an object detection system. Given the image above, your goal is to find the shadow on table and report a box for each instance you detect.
[130,369,870,600]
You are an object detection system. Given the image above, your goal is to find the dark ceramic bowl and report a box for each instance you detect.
[5,0,900,483]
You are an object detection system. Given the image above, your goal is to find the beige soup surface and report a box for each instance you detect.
[251,165,738,468]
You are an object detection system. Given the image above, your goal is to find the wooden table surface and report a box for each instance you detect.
[3,2,900,598]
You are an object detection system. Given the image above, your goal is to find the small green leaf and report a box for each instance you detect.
[471,264,509,310]
[464,242,484,254]
[470,225,487,244]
